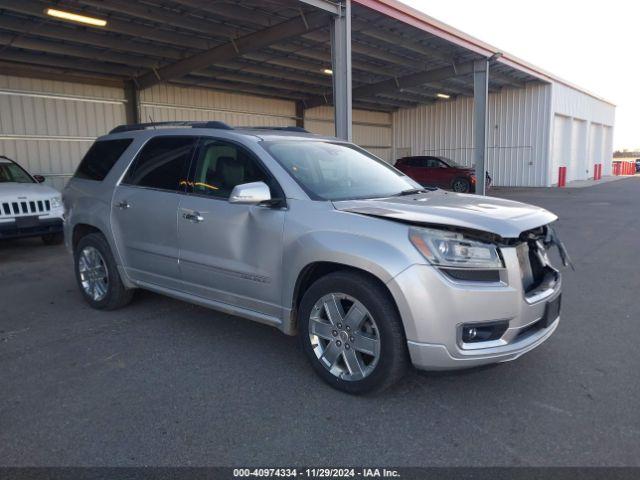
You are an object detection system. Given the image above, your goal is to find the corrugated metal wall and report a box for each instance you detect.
[0,75,126,190]
[550,83,616,182]
[393,83,552,187]
[139,84,296,127]
[304,106,393,162]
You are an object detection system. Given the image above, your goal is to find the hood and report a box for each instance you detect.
[0,182,60,198]
[333,190,557,239]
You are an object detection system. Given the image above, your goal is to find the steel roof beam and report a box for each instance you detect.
[0,32,160,70]
[175,77,309,101]
[489,71,526,88]
[170,0,284,27]
[305,60,475,108]
[71,0,247,38]
[135,10,331,89]
[169,0,408,78]
[298,0,341,15]
[0,26,348,90]
[0,60,125,87]
[0,49,139,77]
[0,15,185,60]
[0,0,213,51]
[191,70,326,96]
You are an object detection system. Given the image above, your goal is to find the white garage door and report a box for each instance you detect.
[570,118,588,181]
[588,123,604,179]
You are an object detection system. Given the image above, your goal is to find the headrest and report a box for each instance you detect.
[218,156,244,187]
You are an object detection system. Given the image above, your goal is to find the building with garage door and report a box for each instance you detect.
[0,0,614,190]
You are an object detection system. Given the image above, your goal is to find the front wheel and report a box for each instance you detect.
[298,271,409,394]
[451,177,471,193]
[74,233,134,310]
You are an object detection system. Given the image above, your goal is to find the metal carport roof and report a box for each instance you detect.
[0,0,543,113]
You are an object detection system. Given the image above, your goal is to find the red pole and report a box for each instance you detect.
[558,166,566,187]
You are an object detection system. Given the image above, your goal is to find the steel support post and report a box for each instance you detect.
[473,59,489,195]
[330,0,352,141]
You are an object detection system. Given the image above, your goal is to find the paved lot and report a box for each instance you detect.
[1,178,639,467]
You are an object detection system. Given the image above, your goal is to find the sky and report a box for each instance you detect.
[409,0,638,150]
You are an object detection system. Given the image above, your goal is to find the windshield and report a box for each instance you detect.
[0,162,34,183]
[262,141,419,201]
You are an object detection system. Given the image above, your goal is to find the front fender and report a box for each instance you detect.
[280,204,423,320]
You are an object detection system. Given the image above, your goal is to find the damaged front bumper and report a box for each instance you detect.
[387,242,562,371]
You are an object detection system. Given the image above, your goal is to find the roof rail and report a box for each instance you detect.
[238,126,311,133]
[109,121,233,134]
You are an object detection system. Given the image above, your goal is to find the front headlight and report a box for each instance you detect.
[50,196,62,209]
[409,227,503,269]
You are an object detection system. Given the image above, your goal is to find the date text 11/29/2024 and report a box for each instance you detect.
[233,468,400,478]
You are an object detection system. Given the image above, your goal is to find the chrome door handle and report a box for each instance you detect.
[183,212,204,223]
[116,201,130,209]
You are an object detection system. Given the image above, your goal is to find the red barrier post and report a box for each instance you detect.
[558,166,566,187]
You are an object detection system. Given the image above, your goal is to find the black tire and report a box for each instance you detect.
[298,271,409,394]
[451,177,471,193]
[74,233,134,310]
[41,232,64,245]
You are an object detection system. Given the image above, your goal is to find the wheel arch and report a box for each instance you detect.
[72,223,103,250]
[288,261,404,337]
[71,222,135,289]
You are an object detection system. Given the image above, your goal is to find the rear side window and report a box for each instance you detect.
[122,136,196,192]
[74,139,133,181]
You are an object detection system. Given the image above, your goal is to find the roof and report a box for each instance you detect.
[0,0,613,109]
[360,0,616,106]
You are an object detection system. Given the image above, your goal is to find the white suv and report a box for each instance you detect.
[0,155,64,245]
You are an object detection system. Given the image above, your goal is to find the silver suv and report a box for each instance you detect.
[64,121,566,394]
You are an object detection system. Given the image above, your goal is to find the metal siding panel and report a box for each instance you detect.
[552,82,616,126]
[0,75,126,187]
[304,106,393,162]
[393,83,551,186]
[138,84,296,126]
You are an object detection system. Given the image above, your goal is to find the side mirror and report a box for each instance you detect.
[229,181,272,205]
[33,175,46,183]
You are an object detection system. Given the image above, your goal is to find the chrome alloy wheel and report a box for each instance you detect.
[309,293,381,381]
[78,246,109,302]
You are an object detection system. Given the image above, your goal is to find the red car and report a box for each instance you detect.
[395,156,491,193]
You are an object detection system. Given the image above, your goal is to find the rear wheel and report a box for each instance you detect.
[42,232,63,245]
[298,271,408,394]
[74,233,133,310]
[451,177,471,193]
